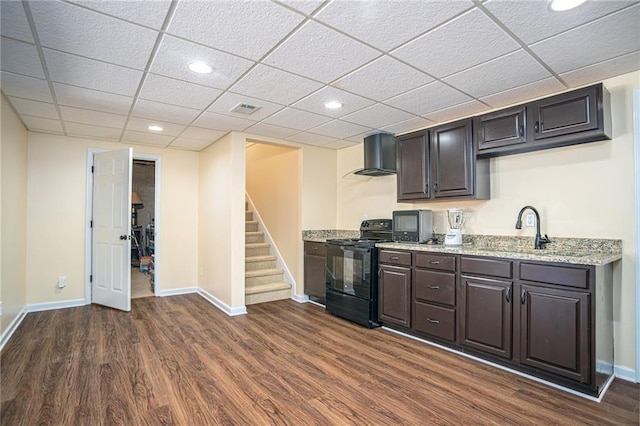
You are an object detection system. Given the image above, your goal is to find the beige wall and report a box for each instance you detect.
[26,133,199,304]
[198,133,246,309]
[1,95,28,334]
[246,143,301,292]
[337,71,639,372]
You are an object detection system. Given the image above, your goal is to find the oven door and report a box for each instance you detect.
[326,242,372,300]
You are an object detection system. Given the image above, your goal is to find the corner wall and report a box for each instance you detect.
[1,94,28,335]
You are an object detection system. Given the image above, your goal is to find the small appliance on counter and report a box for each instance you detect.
[444,208,465,246]
[392,209,433,243]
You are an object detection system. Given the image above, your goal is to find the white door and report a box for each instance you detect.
[92,148,132,311]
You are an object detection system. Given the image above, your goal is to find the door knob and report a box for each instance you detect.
[120,235,127,240]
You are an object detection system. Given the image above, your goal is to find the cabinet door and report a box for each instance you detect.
[520,284,590,383]
[475,106,526,153]
[303,244,326,303]
[378,265,411,328]
[530,85,600,142]
[430,119,474,198]
[397,132,429,201]
[459,276,512,359]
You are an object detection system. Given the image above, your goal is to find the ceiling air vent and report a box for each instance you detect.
[230,103,261,115]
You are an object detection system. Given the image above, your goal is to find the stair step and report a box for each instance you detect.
[245,231,264,243]
[245,255,277,271]
[245,282,291,305]
[246,243,270,257]
[245,281,291,295]
[246,220,259,232]
[245,211,253,221]
[246,268,283,286]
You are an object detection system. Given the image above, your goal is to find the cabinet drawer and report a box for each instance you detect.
[461,256,512,278]
[304,242,326,256]
[520,262,591,289]
[414,269,455,306]
[414,302,455,342]
[414,253,456,271]
[379,250,412,266]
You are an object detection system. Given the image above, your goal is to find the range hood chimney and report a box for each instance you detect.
[353,133,397,176]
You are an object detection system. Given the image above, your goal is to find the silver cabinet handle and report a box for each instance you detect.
[429,261,440,265]
[427,319,440,324]
[427,285,440,290]
[390,256,399,260]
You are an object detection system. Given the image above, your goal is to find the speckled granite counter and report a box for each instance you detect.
[377,235,622,266]
[302,229,359,242]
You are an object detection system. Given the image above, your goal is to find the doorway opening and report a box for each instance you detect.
[131,159,156,299]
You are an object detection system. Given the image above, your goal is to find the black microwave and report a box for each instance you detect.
[392,210,433,243]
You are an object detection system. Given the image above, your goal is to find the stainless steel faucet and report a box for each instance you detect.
[515,206,551,250]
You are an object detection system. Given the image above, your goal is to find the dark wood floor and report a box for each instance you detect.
[1,295,638,425]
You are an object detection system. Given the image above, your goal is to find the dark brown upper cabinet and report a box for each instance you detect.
[397,119,489,202]
[476,83,611,158]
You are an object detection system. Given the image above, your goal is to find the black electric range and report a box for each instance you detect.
[325,219,392,328]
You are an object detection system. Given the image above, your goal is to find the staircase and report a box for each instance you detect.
[245,205,292,305]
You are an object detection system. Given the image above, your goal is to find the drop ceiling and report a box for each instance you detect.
[1,0,639,152]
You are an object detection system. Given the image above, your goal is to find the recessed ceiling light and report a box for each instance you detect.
[148,125,163,132]
[324,101,343,109]
[549,0,587,12]
[188,61,212,74]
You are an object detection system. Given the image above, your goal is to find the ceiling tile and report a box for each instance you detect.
[291,86,375,117]
[560,50,640,87]
[126,117,185,137]
[263,107,333,131]
[192,111,256,132]
[381,117,434,135]
[60,106,127,129]
[384,81,471,116]
[307,119,373,139]
[65,122,122,141]
[1,38,44,79]
[345,130,380,142]
[244,122,300,139]
[53,83,134,115]
[444,50,551,98]
[21,115,64,133]
[139,74,222,109]
[66,0,172,29]
[276,0,325,15]
[30,1,158,70]
[7,97,58,120]
[167,1,304,60]
[1,72,53,102]
[530,4,640,74]
[424,100,490,124]
[131,99,201,125]
[392,8,520,78]
[341,103,414,128]
[179,127,228,142]
[263,21,380,83]
[149,35,254,90]
[44,49,143,96]
[207,92,285,121]
[479,77,565,108]
[121,130,174,146]
[167,137,213,151]
[315,0,473,51]
[0,2,33,43]
[332,56,434,102]
[229,65,323,105]
[322,139,359,150]
[484,0,638,44]
[286,132,337,146]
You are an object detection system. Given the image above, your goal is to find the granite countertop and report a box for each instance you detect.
[303,231,622,266]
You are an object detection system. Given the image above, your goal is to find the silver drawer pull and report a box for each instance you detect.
[427,285,440,290]
[427,318,440,324]
[429,261,440,265]
[390,256,399,260]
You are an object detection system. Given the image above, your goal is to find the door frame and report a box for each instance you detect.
[85,149,162,303]
[633,89,640,383]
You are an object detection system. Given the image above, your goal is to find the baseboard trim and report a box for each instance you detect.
[0,306,28,352]
[292,294,309,303]
[27,299,87,313]
[158,287,198,297]
[614,365,637,382]
[197,288,247,316]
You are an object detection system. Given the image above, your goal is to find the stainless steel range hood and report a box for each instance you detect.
[353,133,397,176]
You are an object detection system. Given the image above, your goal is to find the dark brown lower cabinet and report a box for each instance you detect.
[303,242,326,304]
[459,275,512,359]
[378,265,411,328]
[519,283,590,383]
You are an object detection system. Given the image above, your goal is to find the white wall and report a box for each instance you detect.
[1,95,28,334]
[25,133,199,304]
[337,71,639,373]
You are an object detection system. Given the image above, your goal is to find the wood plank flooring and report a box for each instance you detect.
[1,295,638,425]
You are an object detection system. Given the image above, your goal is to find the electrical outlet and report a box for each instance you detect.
[57,276,66,288]
[0,301,3,316]
[525,213,535,227]
[199,268,204,277]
